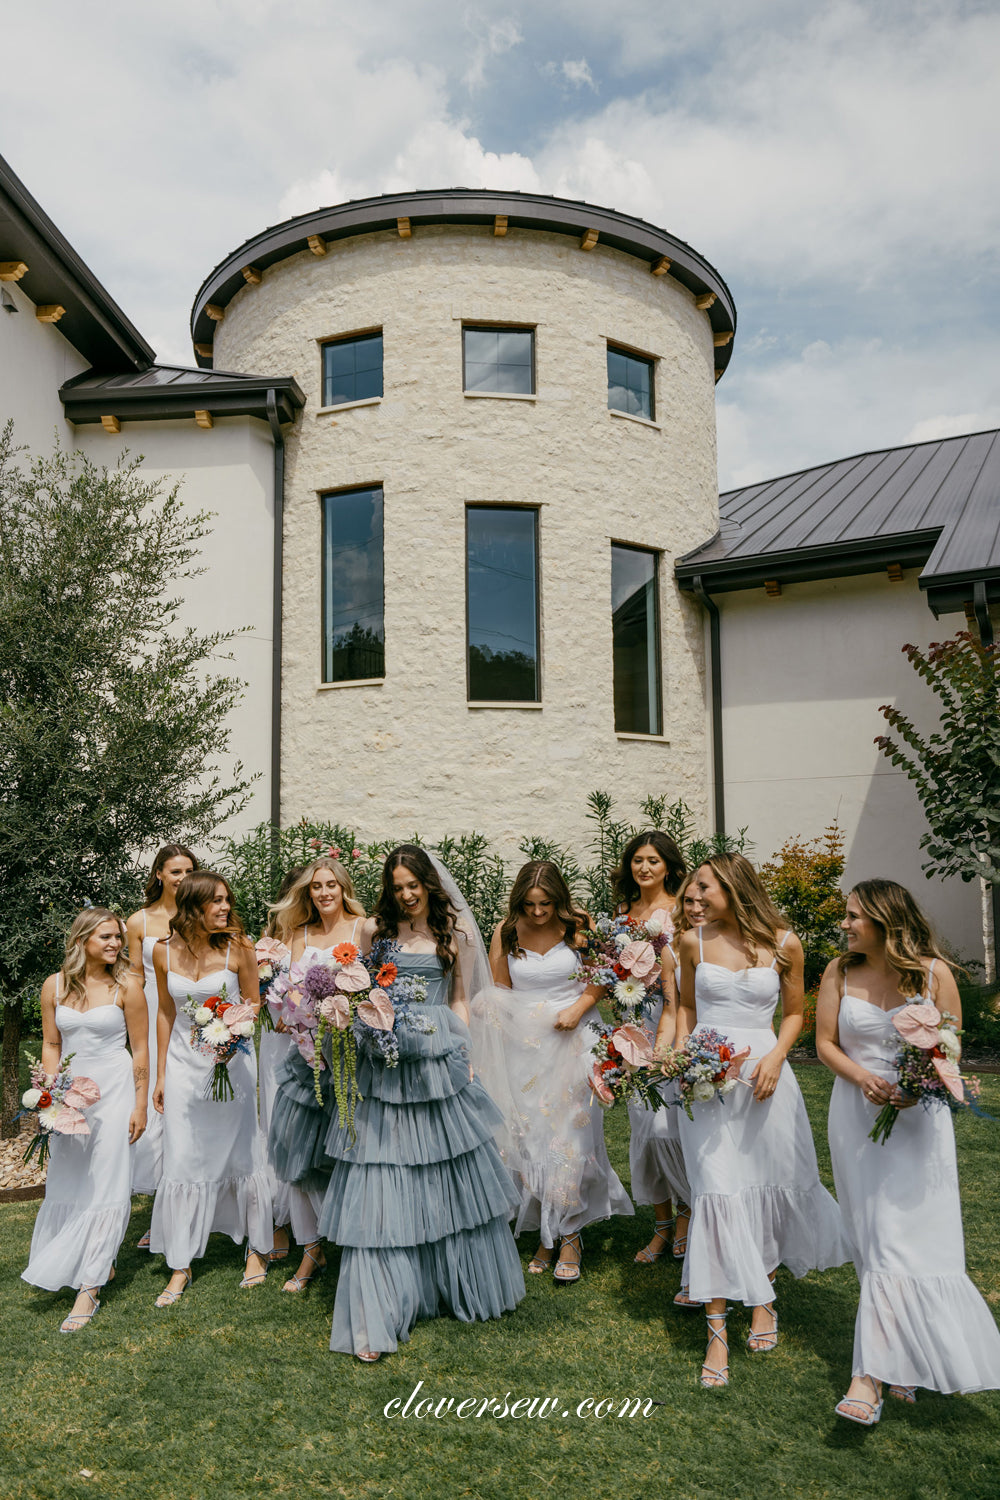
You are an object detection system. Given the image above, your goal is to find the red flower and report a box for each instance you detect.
[205,995,223,1012]
[375,962,398,988]
[332,942,359,965]
[37,1091,52,1109]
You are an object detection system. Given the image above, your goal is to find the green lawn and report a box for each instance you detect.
[2,1068,998,1500]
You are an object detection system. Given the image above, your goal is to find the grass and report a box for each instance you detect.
[1,1068,999,1500]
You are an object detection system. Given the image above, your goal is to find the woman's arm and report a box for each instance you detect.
[448,933,470,1026]
[39,975,62,1076]
[675,931,699,1049]
[125,911,146,986]
[553,914,603,1031]
[357,916,377,958]
[121,974,149,1143]
[151,943,175,1115]
[815,958,898,1106]
[488,922,512,987]
[749,932,804,1100]
[236,937,260,1018]
[930,960,963,1030]
[653,949,679,1053]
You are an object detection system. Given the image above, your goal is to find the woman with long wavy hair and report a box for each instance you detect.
[474,859,632,1284]
[22,908,149,1331]
[148,871,272,1306]
[126,844,198,1211]
[674,853,850,1388]
[611,831,692,1267]
[308,845,524,1360]
[817,879,1000,1423]
[261,857,367,1291]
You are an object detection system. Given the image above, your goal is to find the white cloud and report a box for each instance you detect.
[542,58,597,91]
[463,13,523,89]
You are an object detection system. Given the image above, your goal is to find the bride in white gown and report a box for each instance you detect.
[474,860,632,1284]
[817,878,1000,1424]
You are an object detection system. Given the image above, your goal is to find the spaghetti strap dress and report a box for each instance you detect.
[22,983,134,1291]
[318,950,525,1355]
[829,967,1000,1392]
[678,928,851,1306]
[129,910,163,1194]
[628,923,690,1211]
[148,940,272,1268]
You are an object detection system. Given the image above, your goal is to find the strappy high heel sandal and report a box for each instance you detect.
[700,1310,729,1388]
[673,1285,702,1309]
[835,1375,883,1426]
[60,1288,100,1333]
[240,1252,269,1289]
[137,1231,151,1250]
[634,1218,673,1265]
[672,1205,690,1259]
[527,1246,555,1274]
[889,1385,916,1404]
[747,1304,778,1352]
[155,1270,192,1307]
[282,1243,326,1292]
[553,1232,583,1284]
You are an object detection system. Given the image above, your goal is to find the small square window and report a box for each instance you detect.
[463,326,534,395]
[322,332,383,407]
[607,345,654,421]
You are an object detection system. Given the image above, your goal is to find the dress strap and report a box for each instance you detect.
[697,926,704,961]
[113,983,122,1008]
[769,930,791,969]
[165,937,171,974]
[303,924,309,946]
[350,917,361,940]
[55,973,61,999]
[926,958,937,997]
[225,940,232,972]
[142,909,147,939]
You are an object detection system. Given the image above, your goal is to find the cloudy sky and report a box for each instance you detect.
[3,0,998,487]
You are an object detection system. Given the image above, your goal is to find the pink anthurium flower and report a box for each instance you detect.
[589,1066,614,1106]
[892,1002,942,1050]
[724,1046,752,1081]
[357,992,395,1030]
[52,1105,89,1135]
[618,940,658,982]
[334,961,371,993]
[63,1076,100,1109]
[612,1024,655,1068]
[932,1056,966,1102]
[318,994,352,1029]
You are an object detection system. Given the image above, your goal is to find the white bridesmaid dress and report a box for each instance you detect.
[148,940,272,1268]
[829,967,1000,1393]
[679,928,851,1305]
[476,941,633,1246]
[628,933,690,1210]
[129,911,163,1194]
[22,983,133,1291]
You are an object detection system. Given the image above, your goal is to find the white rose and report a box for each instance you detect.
[939,1028,961,1061]
[194,1006,213,1026]
[645,916,664,937]
[203,1019,232,1045]
[228,1019,254,1038]
[718,1078,737,1096]
[21,1088,42,1109]
[692,1080,715,1103]
[614,932,631,948]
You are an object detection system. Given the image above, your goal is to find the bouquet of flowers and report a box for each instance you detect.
[254,935,290,1031]
[589,1023,670,1111]
[272,938,434,1134]
[657,1028,752,1119]
[182,983,256,1102]
[869,1003,986,1144]
[19,1053,102,1168]
[573,912,671,1026]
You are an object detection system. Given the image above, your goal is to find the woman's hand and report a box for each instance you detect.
[152,1081,165,1115]
[554,998,591,1032]
[128,1107,147,1144]
[749,1048,784,1101]
[275,1017,288,1034]
[857,1070,895,1107]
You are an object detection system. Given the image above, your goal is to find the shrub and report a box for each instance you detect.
[759,824,846,990]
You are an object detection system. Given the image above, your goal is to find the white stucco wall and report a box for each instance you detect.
[211,222,721,858]
[717,573,982,962]
[0,274,88,449]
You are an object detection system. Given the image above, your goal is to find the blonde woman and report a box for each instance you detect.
[262,857,369,1291]
[674,854,850,1388]
[818,879,1000,1424]
[661,871,707,1309]
[22,908,149,1331]
[126,844,198,1214]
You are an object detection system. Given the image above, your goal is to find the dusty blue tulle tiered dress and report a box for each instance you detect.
[270,951,525,1355]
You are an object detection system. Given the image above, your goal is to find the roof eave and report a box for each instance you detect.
[675,530,942,594]
[60,374,305,426]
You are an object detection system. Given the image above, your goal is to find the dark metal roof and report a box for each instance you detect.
[0,151,154,372]
[675,428,1000,614]
[190,187,736,378]
[61,365,305,425]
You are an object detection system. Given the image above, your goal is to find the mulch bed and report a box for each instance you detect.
[0,1118,46,1203]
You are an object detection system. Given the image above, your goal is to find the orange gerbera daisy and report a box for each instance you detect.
[375,962,398,988]
[332,941,360,965]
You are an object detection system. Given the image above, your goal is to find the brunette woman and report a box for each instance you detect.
[673,854,850,1388]
[262,857,367,1291]
[23,909,148,1331]
[126,844,198,1210]
[611,831,691,1266]
[311,846,524,1359]
[148,871,272,1305]
[817,879,1000,1423]
[477,860,632,1283]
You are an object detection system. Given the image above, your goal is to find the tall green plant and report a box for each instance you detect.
[0,427,254,1135]
[759,823,846,989]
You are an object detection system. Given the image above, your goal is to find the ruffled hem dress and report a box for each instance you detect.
[129,913,164,1194]
[623,916,690,1211]
[679,929,851,1306]
[148,942,272,1268]
[829,976,1000,1393]
[272,950,525,1355]
[473,942,633,1245]
[22,992,133,1292]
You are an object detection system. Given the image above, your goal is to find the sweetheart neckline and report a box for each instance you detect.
[697,959,778,976]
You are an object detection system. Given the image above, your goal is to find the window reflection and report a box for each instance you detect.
[467,507,539,701]
[607,346,654,421]
[611,545,661,733]
[322,486,385,682]
[322,333,383,407]
[463,327,534,394]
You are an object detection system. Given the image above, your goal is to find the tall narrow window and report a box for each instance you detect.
[322,486,384,682]
[322,331,383,407]
[467,507,539,701]
[611,544,661,734]
[463,326,534,394]
[607,344,654,421]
